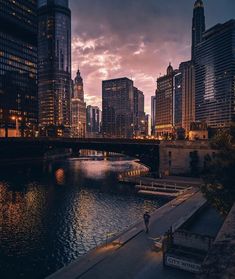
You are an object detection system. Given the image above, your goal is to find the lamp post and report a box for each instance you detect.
[11,116,22,137]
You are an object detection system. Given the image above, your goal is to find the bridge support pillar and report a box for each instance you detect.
[72,148,80,157]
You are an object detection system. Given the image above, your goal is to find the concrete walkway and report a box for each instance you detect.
[47,190,206,279]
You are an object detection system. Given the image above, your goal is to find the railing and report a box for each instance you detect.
[118,169,149,180]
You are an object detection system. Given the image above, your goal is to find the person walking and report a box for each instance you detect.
[143,211,151,233]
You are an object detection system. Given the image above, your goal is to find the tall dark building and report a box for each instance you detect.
[38,0,71,137]
[195,20,235,129]
[151,96,157,136]
[86,105,101,136]
[133,87,145,137]
[192,0,205,60]
[173,72,182,129]
[102,78,134,138]
[0,0,38,137]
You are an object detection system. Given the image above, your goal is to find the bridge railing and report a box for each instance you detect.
[118,169,149,180]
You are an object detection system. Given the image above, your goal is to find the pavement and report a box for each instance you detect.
[47,189,206,279]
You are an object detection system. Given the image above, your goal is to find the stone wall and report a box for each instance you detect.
[159,140,216,176]
[199,204,235,279]
[174,230,213,252]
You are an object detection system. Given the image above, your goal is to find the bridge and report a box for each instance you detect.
[0,138,160,173]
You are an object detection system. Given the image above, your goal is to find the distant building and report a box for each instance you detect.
[180,61,195,135]
[195,20,235,130]
[133,87,145,137]
[86,105,102,137]
[38,0,71,137]
[0,0,38,137]
[145,114,151,137]
[192,0,205,61]
[155,64,178,138]
[71,70,86,138]
[102,78,135,138]
[151,96,157,136]
[189,121,208,140]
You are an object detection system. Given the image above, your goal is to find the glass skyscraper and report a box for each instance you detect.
[195,20,235,129]
[102,78,134,138]
[180,61,195,135]
[0,0,38,137]
[38,0,71,137]
[173,72,182,129]
[192,0,205,61]
[133,87,145,137]
[86,105,102,136]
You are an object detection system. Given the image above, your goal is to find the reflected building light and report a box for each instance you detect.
[55,168,65,185]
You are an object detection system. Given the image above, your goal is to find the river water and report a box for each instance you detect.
[0,156,168,279]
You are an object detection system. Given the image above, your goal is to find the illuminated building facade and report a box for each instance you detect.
[102,78,135,138]
[195,20,235,129]
[155,64,179,138]
[0,0,38,137]
[145,114,151,137]
[38,0,71,137]
[71,70,86,138]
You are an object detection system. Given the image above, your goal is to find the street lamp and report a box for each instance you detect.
[11,116,22,137]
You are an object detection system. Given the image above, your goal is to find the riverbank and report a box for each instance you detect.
[47,188,207,279]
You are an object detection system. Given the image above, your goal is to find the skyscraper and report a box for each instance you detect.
[180,61,195,135]
[173,72,182,129]
[86,105,102,137]
[102,78,134,138]
[71,70,86,138]
[133,87,145,137]
[192,0,205,60]
[178,0,205,136]
[195,20,235,129]
[151,96,157,136]
[155,64,178,138]
[0,0,38,137]
[38,0,71,137]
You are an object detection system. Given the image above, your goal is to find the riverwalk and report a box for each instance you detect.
[47,189,206,279]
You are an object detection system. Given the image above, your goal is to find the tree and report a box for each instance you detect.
[202,128,235,215]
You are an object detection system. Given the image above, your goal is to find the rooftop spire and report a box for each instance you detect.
[192,0,205,60]
[194,0,204,9]
[167,62,173,75]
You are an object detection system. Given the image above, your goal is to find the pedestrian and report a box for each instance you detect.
[143,211,150,233]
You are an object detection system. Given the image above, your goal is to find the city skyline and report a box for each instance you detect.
[70,0,235,113]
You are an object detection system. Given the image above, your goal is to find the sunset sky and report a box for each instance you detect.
[70,0,235,114]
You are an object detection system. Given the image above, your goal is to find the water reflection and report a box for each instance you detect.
[0,157,167,279]
[55,169,65,185]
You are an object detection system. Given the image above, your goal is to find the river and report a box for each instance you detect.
[0,155,168,279]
